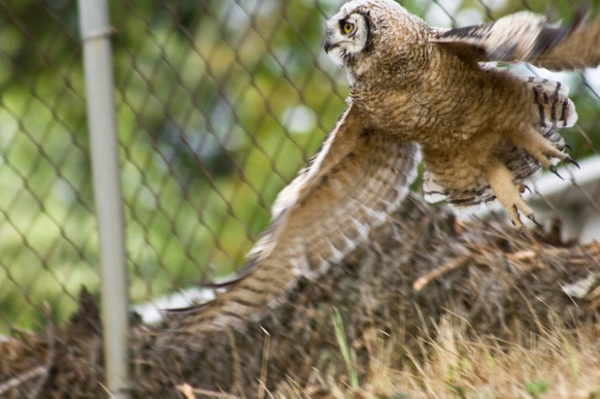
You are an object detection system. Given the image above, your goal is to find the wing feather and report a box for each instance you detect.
[172,102,420,333]
[433,6,600,70]
[273,103,419,275]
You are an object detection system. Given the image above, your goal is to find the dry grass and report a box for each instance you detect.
[159,216,600,399]
[178,314,600,398]
[299,318,600,399]
[390,321,597,398]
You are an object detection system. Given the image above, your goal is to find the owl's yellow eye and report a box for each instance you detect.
[342,22,355,35]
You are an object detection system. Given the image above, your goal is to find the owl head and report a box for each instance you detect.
[324,0,430,85]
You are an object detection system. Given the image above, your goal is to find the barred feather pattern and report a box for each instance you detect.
[169,0,599,334]
[171,103,420,335]
[423,77,577,207]
[433,4,600,70]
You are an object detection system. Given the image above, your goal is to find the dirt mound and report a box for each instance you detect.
[1,195,599,398]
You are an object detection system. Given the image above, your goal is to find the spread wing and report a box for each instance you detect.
[172,102,420,333]
[259,101,420,278]
[432,6,600,70]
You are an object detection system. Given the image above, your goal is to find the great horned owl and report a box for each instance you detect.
[324,0,599,229]
[171,0,600,334]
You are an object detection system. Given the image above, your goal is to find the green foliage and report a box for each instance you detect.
[333,307,360,389]
[0,0,347,333]
[445,383,468,399]
[1,0,599,333]
[525,379,550,398]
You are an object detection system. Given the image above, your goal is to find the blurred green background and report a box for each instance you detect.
[0,0,598,333]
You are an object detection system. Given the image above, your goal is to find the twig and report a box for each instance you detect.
[98,381,115,397]
[0,366,48,396]
[507,249,536,262]
[0,304,58,398]
[413,255,471,292]
[177,384,196,399]
[29,303,55,398]
[176,384,243,399]
[227,328,243,396]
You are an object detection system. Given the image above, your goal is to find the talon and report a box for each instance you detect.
[566,156,580,169]
[564,144,573,153]
[509,205,524,230]
[527,213,542,228]
[549,164,563,180]
[520,184,532,195]
[518,226,531,238]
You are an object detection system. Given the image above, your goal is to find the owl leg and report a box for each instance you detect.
[484,158,534,229]
[508,127,574,176]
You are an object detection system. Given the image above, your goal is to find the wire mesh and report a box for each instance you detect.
[0,0,599,334]
[0,0,96,333]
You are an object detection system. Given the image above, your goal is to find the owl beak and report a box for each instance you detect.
[323,29,336,53]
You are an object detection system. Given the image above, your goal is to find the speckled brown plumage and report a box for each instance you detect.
[170,0,600,335]
[169,103,419,334]
[324,0,598,226]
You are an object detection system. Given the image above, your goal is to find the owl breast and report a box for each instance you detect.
[351,50,531,151]
[351,83,468,147]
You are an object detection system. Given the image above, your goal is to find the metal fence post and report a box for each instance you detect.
[77,1,130,397]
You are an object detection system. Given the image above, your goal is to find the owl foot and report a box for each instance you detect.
[513,209,541,235]
[485,159,535,229]
[506,201,535,229]
[509,127,574,174]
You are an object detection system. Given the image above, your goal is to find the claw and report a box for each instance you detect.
[521,184,532,195]
[564,144,573,153]
[526,213,542,228]
[518,225,531,238]
[549,164,563,180]
[509,205,524,230]
[566,156,580,169]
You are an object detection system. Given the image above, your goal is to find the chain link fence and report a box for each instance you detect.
[1,0,599,339]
